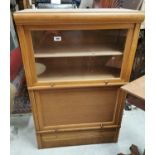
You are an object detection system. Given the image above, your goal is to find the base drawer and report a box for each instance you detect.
[39,127,118,148]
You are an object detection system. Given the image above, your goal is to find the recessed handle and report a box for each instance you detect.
[100,123,104,129]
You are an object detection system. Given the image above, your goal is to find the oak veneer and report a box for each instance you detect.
[13,9,144,148]
[34,87,118,129]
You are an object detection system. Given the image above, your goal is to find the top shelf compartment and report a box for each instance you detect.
[31,29,127,58]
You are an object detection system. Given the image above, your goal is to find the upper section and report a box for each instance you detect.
[13,8,144,25]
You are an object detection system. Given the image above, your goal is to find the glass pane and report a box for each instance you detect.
[31,29,127,83]
[31,29,127,58]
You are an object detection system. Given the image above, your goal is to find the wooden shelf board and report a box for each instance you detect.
[34,51,122,58]
[34,44,123,58]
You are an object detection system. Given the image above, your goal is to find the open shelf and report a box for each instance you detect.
[35,56,122,82]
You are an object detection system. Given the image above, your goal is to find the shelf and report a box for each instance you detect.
[34,44,123,58]
[37,66,120,82]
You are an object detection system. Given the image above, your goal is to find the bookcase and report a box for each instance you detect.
[14,9,144,148]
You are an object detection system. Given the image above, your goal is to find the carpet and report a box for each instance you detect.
[13,84,31,114]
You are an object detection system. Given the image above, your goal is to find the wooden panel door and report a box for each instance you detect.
[34,86,120,130]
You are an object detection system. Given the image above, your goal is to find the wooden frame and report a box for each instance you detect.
[14,9,144,148]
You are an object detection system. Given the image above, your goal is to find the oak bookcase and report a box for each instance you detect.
[13,9,144,148]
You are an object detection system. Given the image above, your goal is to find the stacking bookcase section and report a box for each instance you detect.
[31,29,127,85]
[13,9,144,148]
[34,86,120,148]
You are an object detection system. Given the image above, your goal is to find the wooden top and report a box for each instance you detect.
[16,8,140,13]
[121,76,145,100]
[13,8,144,25]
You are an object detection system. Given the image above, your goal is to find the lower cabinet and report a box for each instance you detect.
[30,86,125,148]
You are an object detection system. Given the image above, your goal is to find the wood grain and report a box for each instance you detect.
[120,28,134,81]
[34,87,119,130]
[124,24,141,81]
[16,26,33,86]
[13,9,144,25]
[40,127,117,148]
[28,81,126,90]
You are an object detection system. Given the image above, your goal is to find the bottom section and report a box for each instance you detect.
[38,128,119,148]
[28,86,126,148]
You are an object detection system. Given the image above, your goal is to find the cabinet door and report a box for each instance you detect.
[34,86,120,130]
[23,26,135,87]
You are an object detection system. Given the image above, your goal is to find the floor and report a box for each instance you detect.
[10,108,145,155]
